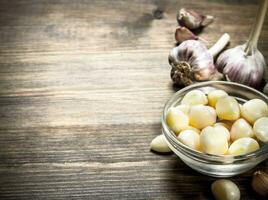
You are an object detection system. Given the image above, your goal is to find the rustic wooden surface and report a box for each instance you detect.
[0,0,268,199]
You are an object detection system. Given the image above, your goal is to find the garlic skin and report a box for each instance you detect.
[189,105,216,129]
[211,179,240,200]
[175,26,198,44]
[177,8,214,30]
[169,34,230,86]
[150,134,172,153]
[253,117,268,142]
[252,170,268,196]
[241,99,268,124]
[181,89,208,105]
[216,44,265,88]
[230,118,254,141]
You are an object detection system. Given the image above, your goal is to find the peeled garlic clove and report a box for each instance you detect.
[174,105,191,115]
[166,108,189,134]
[230,118,254,141]
[177,8,213,30]
[208,89,228,107]
[189,105,216,129]
[214,122,232,131]
[213,124,231,142]
[178,130,200,150]
[216,96,240,121]
[200,126,228,155]
[211,179,240,200]
[253,117,268,142]
[228,137,260,156]
[150,134,172,153]
[175,26,198,44]
[252,170,268,196]
[182,126,200,134]
[241,99,268,124]
[181,90,208,105]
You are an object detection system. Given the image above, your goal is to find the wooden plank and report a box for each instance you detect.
[0,0,267,199]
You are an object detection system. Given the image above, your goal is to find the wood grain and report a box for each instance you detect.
[0,0,268,199]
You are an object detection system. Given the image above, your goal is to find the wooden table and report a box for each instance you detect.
[0,0,267,199]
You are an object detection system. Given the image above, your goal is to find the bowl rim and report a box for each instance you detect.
[162,81,268,163]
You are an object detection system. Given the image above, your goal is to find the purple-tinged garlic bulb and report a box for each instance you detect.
[175,26,198,44]
[177,8,214,30]
[216,0,267,89]
[169,33,230,86]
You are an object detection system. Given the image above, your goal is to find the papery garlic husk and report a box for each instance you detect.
[252,171,268,196]
[177,8,214,30]
[169,33,230,86]
[175,26,198,44]
[216,44,265,88]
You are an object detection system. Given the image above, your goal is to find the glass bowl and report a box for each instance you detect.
[162,81,268,177]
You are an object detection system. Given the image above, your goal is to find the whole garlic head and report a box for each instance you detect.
[169,34,230,86]
[216,44,265,88]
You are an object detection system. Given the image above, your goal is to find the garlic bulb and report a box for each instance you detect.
[216,0,267,88]
[169,33,230,86]
[177,8,214,30]
[175,26,198,44]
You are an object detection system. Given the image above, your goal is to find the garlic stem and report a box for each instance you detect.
[245,0,268,55]
[208,33,230,58]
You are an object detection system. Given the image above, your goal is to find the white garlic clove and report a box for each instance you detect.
[211,179,241,200]
[230,118,254,141]
[166,108,189,135]
[182,126,201,134]
[214,122,232,131]
[241,99,268,124]
[208,89,228,107]
[253,117,268,142]
[181,89,208,105]
[228,137,260,156]
[178,130,200,150]
[216,96,240,121]
[213,124,231,142]
[189,105,217,129]
[150,134,172,153]
[174,105,191,116]
[175,26,198,44]
[200,126,229,155]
